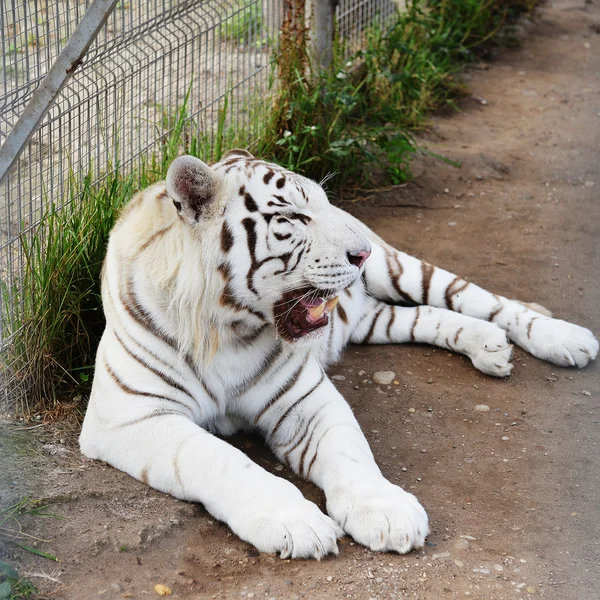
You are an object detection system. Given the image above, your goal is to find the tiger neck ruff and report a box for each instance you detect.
[79,150,598,559]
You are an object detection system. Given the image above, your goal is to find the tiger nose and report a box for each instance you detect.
[346,249,371,269]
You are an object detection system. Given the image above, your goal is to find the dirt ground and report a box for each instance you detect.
[1,0,600,598]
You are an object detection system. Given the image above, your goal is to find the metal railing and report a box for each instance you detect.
[0,0,398,406]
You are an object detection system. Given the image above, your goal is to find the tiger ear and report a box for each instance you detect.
[166,155,221,223]
[221,149,254,160]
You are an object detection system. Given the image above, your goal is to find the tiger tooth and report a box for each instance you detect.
[325,296,339,312]
[308,302,326,320]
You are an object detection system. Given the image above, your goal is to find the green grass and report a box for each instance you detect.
[3,0,538,414]
[0,498,65,599]
[221,1,267,47]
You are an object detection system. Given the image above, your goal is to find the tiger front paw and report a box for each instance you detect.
[327,479,429,553]
[459,321,514,377]
[520,317,598,368]
[229,482,343,559]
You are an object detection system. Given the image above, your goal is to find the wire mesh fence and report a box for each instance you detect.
[0,0,397,407]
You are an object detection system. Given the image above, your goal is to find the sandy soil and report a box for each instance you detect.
[1,0,599,598]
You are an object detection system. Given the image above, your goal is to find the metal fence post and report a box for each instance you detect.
[310,0,338,69]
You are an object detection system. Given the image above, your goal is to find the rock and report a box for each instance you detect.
[373,371,395,385]
[581,390,591,396]
[331,375,346,381]
[42,444,70,458]
[154,584,172,596]
[408,408,416,413]
[455,538,469,550]
[432,552,451,559]
[461,535,477,541]
[473,567,490,574]
[502,436,510,441]
[454,559,464,567]
[526,586,536,594]
[475,404,490,412]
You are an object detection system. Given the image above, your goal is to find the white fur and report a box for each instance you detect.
[80,154,597,559]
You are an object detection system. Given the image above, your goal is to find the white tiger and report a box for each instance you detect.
[79,151,598,559]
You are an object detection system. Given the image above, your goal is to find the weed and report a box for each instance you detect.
[0,498,63,598]
[0,561,37,600]
[221,1,267,47]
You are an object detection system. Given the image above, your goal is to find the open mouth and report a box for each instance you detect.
[274,287,339,340]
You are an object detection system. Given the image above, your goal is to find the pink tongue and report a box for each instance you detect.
[300,296,324,308]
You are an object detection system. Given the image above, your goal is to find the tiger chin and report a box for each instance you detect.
[79,150,598,559]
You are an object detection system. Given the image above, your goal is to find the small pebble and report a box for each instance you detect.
[331,375,346,381]
[326,576,333,582]
[584,181,594,187]
[581,390,591,396]
[432,552,451,559]
[455,538,469,550]
[473,567,490,574]
[401,467,408,472]
[274,464,284,471]
[373,371,395,385]
[502,436,510,441]
[408,408,416,413]
[475,404,490,412]
[454,559,464,567]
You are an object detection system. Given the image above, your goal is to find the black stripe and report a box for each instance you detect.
[103,355,190,410]
[119,408,184,428]
[201,378,220,407]
[361,307,384,343]
[282,407,327,465]
[254,361,306,424]
[270,372,326,441]
[445,277,470,310]
[236,342,285,396]
[421,262,435,305]
[242,217,260,295]
[220,221,234,252]
[121,275,178,350]
[386,307,396,338]
[410,306,421,342]
[114,330,196,402]
[384,248,418,305]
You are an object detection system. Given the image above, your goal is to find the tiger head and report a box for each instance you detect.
[165,151,371,343]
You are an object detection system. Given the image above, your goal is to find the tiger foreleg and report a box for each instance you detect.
[80,406,341,559]
[361,241,598,368]
[352,302,514,377]
[264,370,428,553]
